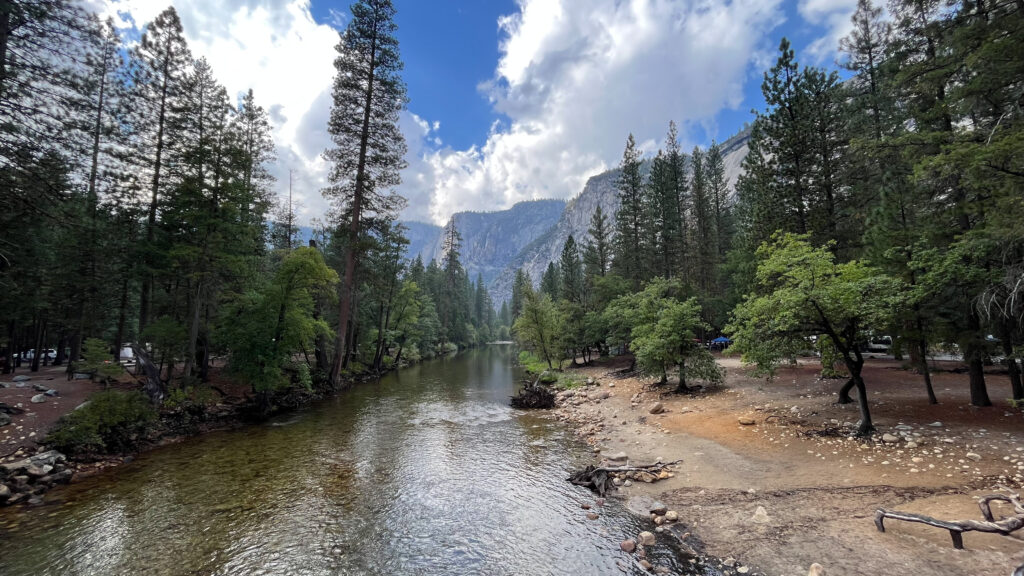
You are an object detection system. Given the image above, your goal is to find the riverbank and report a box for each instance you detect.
[0,357,413,504]
[552,355,1024,576]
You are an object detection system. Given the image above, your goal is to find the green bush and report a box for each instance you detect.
[46,391,158,456]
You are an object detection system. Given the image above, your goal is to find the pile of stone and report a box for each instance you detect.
[0,450,72,506]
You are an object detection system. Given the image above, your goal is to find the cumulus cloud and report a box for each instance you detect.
[416,0,785,224]
[96,0,340,223]
[799,0,859,62]
[96,0,793,226]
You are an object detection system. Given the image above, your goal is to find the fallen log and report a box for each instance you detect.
[874,491,1024,549]
[132,344,165,406]
[569,460,682,496]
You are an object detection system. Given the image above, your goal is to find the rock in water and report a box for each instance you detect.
[738,416,756,425]
[881,433,899,443]
[620,539,636,553]
[751,505,770,524]
[30,394,46,404]
[586,512,599,520]
[12,375,29,382]
[665,510,678,521]
[649,402,664,414]
[0,413,10,427]
[638,531,656,546]
[966,452,981,461]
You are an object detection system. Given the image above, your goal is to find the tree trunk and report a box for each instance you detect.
[675,358,691,393]
[967,355,992,407]
[916,338,937,404]
[1004,339,1023,401]
[54,332,66,366]
[853,373,873,435]
[838,378,855,403]
[30,320,44,372]
[330,28,379,388]
[182,281,202,381]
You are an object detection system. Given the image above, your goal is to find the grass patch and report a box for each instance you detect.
[517,351,550,375]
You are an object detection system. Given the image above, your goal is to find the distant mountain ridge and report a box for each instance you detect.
[398,199,567,287]
[488,127,751,304]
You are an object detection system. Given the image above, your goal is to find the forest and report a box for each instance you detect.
[510,0,1024,435]
[0,1,504,412]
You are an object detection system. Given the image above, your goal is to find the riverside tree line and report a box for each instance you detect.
[0,0,506,409]
[510,0,1024,435]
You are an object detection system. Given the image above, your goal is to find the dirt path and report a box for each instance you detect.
[553,356,1024,576]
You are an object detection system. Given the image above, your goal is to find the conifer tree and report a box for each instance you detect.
[584,205,611,280]
[541,262,561,301]
[611,134,645,284]
[323,0,408,386]
[560,235,584,305]
[131,7,193,336]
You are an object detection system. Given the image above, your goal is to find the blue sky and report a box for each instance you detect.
[100,0,859,224]
[307,0,848,158]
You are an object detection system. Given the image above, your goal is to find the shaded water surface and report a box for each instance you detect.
[0,347,713,575]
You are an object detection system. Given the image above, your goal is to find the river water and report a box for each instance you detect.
[0,346,713,576]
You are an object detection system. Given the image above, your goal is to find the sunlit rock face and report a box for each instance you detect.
[489,128,750,304]
[406,199,567,286]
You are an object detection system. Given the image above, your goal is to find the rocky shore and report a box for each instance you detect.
[547,356,1024,576]
[0,450,72,506]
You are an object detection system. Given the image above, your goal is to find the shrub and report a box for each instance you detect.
[46,391,158,456]
[79,337,124,384]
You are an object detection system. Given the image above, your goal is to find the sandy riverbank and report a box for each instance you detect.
[551,355,1024,576]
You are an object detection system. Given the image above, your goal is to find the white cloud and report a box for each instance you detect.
[416,0,785,224]
[96,0,787,227]
[97,0,340,223]
[799,0,858,62]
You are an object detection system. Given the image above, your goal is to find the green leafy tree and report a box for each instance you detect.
[513,287,564,370]
[728,234,904,435]
[625,278,722,393]
[219,247,337,404]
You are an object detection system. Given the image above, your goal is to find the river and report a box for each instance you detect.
[0,346,713,575]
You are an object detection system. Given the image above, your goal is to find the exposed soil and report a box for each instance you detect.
[0,364,106,458]
[554,355,1024,576]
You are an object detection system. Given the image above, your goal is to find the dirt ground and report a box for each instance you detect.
[555,355,1024,576]
[0,364,106,458]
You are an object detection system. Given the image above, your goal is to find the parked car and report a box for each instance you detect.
[865,336,892,353]
[24,349,57,361]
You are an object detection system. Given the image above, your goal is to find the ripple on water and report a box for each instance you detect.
[0,349,717,576]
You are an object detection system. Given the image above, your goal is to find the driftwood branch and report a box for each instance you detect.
[874,492,1024,549]
[590,459,683,474]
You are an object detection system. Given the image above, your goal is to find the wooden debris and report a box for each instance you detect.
[874,491,1024,549]
[569,460,682,496]
[510,382,555,409]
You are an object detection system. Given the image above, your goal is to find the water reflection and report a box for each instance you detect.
[0,347,716,575]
